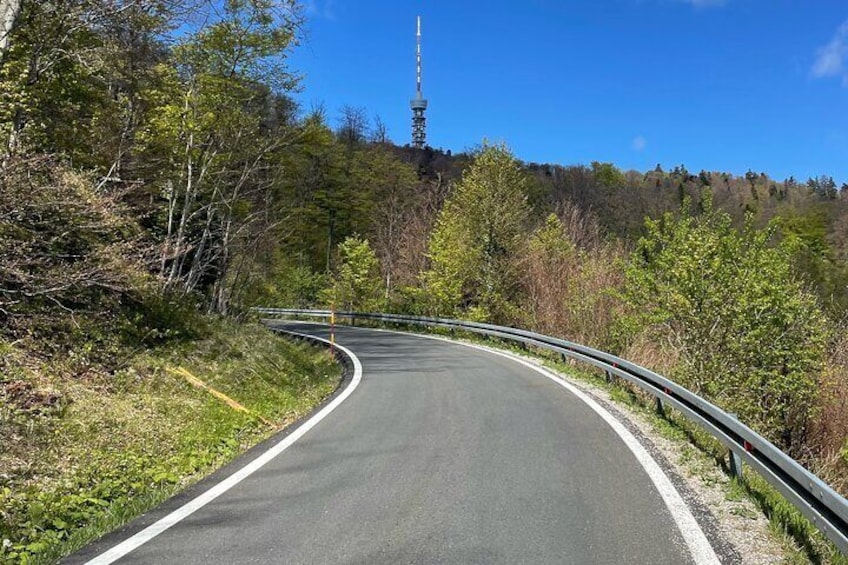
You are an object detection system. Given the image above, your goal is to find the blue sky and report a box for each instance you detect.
[290,1,848,183]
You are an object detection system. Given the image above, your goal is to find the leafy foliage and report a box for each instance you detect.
[323,235,382,312]
[423,143,530,321]
[623,194,828,454]
[519,207,626,349]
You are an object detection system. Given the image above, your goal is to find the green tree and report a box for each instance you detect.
[276,111,399,276]
[325,235,382,312]
[591,161,626,188]
[624,193,827,454]
[366,145,420,297]
[423,143,530,321]
[135,0,302,312]
[0,0,103,159]
[778,210,848,315]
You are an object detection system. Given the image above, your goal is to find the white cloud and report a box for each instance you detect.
[632,135,647,152]
[812,20,848,84]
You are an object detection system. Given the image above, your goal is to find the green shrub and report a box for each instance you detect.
[235,254,328,310]
[624,193,827,455]
[322,235,383,312]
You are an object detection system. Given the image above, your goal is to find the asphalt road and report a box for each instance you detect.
[68,322,713,564]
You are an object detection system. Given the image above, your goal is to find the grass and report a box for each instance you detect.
[0,320,341,565]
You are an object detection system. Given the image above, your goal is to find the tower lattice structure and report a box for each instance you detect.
[410,16,428,148]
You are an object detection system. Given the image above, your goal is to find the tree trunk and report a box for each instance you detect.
[0,0,20,58]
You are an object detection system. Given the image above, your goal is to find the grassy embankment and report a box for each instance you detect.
[0,321,341,565]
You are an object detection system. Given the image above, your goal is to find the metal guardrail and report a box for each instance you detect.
[255,307,848,555]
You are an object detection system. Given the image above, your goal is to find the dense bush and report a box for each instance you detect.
[0,156,206,359]
[120,287,209,346]
[322,235,383,312]
[623,195,828,455]
[519,206,626,350]
[0,157,142,344]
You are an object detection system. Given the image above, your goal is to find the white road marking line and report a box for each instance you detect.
[84,334,362,565]
[296,321,719,565]
[457,342,720,565]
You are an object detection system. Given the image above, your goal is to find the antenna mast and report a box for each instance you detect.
[410,15,428,148]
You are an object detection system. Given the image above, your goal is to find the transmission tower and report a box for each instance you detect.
[410,16,428,148]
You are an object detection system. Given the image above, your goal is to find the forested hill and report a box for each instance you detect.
[1,0,846,327]
[399,147,848,312]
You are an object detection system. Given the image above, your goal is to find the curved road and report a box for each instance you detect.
[67,322,716,564]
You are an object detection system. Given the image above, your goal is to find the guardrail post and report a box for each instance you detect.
[655,395,664,416]
[605,370,613,384]
[728,413,744,479]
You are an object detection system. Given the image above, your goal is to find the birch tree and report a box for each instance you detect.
[138,0,303,312]
[0,0,20,57]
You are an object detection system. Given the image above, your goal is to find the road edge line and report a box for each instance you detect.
[83,333,363,565]
[443,338,720,565]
